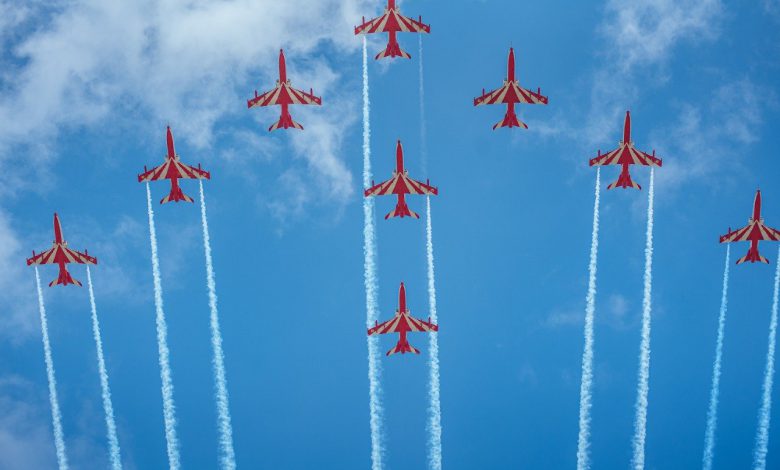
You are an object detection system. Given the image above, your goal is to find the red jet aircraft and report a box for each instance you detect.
[355,0,430,60]
[720,190,780,264]
[589,111,662,190]
[368,282,438,356]
[138,126,210,204]
[27,213,97,287]
[247,49,322,131]
[474,47,548,130]
[364,140,437,219]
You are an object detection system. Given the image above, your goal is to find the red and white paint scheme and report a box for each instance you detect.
[720,190,780,264]
[589,111,662,190]
[473,47,548,130]
[138,126,210,204]
[354,0,430,60]
[368,282,438,356]
[364,140,437,220]
[26,213,97,287]
[247,49,322,131]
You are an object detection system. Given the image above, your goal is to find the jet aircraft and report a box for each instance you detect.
[364,140,437,219]
[138,126,210,204]
[473,47,548,130]
[720,190,780,264]
[355,0,430,60]
[589,111,662,190]
[247,49,322,131]
[368,282,438,356]
[27,213,97,287]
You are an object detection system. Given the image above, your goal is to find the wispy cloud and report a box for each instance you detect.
[0,375,58,470]
[652,79,775,194]
[579,0,725,145]
[601,0,724,72]
[0,0,371,212]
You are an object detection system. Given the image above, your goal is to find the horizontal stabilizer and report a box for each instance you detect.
[375,42,411,60]
[385,202,419,220]
[49,269,81,287]
[161,187,194,204]
[386,341,420,356]
[269,114,304,132]
[737,249,769,265]
[493,112,527,130]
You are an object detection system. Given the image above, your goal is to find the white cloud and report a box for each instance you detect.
[0,0,373,210]
[0,211,38,341]
[0,376,57,470]
[601,0,723,72]
[577,0,725,145]
[652,79,774,194]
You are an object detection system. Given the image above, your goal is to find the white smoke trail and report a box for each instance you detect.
[425,196,442,470]
[753,246,780,470]
[362,36,384,470]
[631,168,656,470]
[418,35,428,173]
[702,246,731,470]
[86,267,123,470]
[145,182,181,470]
[34,267,69,470]
[198,180,237,470]
[577,168,601,470]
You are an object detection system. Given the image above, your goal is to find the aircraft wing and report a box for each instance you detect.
[474,82,548,106]
[588,148,622,167]
[26,247,57,266]
[138,159,210,183]
[720,222,780,243]
[355,11,430,35]
[26,246,97,266]
[248,83,321,108]
[367,312,438,336]
[364,173,438,197]
[589,147,662,167]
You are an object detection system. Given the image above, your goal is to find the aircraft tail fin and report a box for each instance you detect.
[161,186,194,204]
[269,113,304,132]
[50,267,81,287]
[493,111,527,130]
[737,248,769,264]
[385,201,419,220]
[607,172,641,190]
[386,341,420,356]
[375,42,411,60]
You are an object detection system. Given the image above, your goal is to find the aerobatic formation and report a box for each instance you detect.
[19,1,778,469]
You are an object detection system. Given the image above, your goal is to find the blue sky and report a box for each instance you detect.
[1,0,779,468]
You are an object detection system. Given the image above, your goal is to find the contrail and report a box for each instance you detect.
[631,169,656,470]
[362,36,385,470]
[425,196,442,470]
[418,35,428,173]
[753,246,780,470]
[577,168,601,470]
[702,246,731,470]
[198,180,237,470]
[418,37,442,470]
[86,267,123,470]
[145,182,181,470]
[34,267,69,470]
